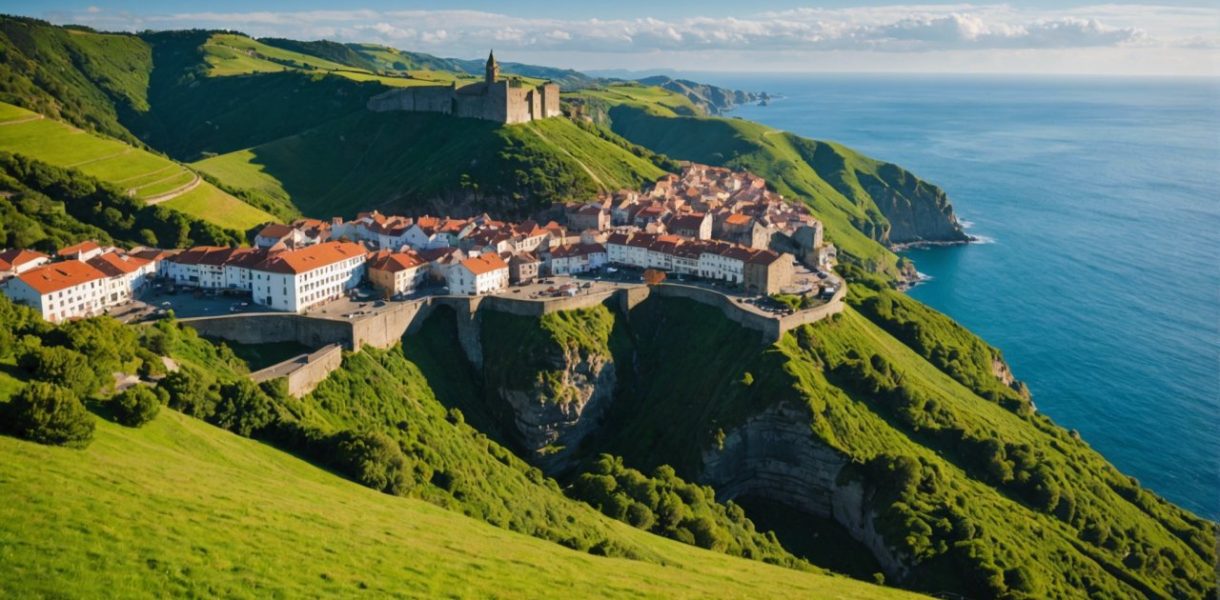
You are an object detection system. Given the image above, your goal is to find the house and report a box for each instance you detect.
[86,252,154,305]
[291,218,332,246]
[57,240,104,262]
[448,253,508,296]
[367,250,428,297]
[669,212,712,240]
[254,223,302,249]
[508,252,540,285]
[547,243,607,275]
[166,246,236,289]
[250,241,367,313]
[5,260,109,322]
[127,248,177,278]
[0,249,50,280]
[417,247,466,283]
[743,249,793,295]
[567,204,611,232]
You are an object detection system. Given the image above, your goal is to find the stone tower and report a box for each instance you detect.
[485,50,499,84]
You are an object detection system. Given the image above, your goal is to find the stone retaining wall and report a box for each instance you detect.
[179,313,354,348]
[250,343,344,398]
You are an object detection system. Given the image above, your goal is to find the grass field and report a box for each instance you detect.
[193,111,665,218]
[0,410,916,599]
[0,102,272,231]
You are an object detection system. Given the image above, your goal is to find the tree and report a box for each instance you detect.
[333,430,412,495]
[212,379,276,437]
[3,382,94,448]
[18,345,99,397]
[643,268,667,285]
[111,385,160,427]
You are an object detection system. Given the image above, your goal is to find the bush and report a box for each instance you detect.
[111,386,160,427]
[332,430,412,495]
[2,382,94,448]
[18,345,99,397]
[212,379,276,437]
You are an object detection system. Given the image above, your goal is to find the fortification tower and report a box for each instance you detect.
[485,50,499,84]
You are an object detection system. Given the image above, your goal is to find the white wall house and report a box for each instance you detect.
[548,243,608,275]
[5,261,109,323]
[448,253,508,296]
[0,249,50,280]
[86,253,154,305]
[250,241,367,313]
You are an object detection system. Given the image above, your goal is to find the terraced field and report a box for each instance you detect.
[0,102,272,231]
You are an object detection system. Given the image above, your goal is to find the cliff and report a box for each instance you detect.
[444,295,1216,599]
[635,76,765,114]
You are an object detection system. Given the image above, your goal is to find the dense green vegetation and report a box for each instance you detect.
[0,152,242,251]
[193,111,667,218]
[571,454,810,569]
[470,296,1215,598]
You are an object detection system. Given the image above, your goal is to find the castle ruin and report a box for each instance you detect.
[366,51,560,125]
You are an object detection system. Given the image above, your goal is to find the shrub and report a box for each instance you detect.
[111,386,160,427]
[332,430,412,495]
[158,368,217,418]
[18,345,99,397]
[212,379,276,437]
[2,382,94,448]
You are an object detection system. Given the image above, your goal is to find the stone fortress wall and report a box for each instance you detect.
[179,281,844,396]
[366,52,561,125]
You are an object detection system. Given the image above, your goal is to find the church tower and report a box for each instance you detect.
[485,50,499,84]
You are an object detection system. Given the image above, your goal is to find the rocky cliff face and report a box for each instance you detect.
[494,344,617,471]
[862,164,970,246]
[635,76,765,114]
[700,402,909,579]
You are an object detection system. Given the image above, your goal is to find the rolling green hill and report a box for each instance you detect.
[457,295,1216,599]
[193,111,667,218]
[0,102,273,231]
[0,410,918,598]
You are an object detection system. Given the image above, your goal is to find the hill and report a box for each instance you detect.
[0,102,274,231]
[636,75,765,114]
[192,111,668,218]
[428,294,1215,599]
[569,83,969,281]
[0,407,918,598]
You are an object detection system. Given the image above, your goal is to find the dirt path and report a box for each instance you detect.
[526,124,607,190]
[0,114,44,126]
[141,173,201,205]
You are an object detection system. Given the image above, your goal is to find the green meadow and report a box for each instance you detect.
[0,410,917,599]
[0,102,272,231]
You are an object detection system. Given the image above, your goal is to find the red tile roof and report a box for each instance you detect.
[0,249,49,271]
[367,250,426,273]
[460,253,508,276]
[57,240,100,257]
[87,252,150,276]
[17,261,107,295]
[256,223,295,239]
[255,241,366,275]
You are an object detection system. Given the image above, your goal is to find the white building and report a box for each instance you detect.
[86,252,154,305]
[548,243,608,275]
[5,260,109,323]
[57,240,105,262]
[166,247,237,290]
[448,253,508,296]
[250,241,367,313]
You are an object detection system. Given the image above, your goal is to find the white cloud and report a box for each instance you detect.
[38,4,1220,75]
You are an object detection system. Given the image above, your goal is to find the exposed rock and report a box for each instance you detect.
[635,76,764,114]
[700,402,909,579]
[496,346,616,471]
[863,163,970,247]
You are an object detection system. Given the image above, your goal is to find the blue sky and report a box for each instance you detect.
[6,1,1218,75]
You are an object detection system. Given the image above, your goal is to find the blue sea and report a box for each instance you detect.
[700,73,1220,520]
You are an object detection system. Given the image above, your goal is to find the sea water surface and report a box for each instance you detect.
[701,74,1219,519]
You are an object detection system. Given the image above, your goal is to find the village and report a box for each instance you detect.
[0,164,841,326]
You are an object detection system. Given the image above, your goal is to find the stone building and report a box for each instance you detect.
[366,52,561,125]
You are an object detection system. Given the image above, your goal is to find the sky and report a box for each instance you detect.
[7,1,1219,76]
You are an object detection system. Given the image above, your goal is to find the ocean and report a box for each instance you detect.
[700,73,1219,520]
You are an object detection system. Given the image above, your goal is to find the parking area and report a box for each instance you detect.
[500,275,631,301]
[130,282,261,320]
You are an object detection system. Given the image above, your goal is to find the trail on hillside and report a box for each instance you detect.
[0,114,43,126]
[526,123,606,190]
[142,173,201,205]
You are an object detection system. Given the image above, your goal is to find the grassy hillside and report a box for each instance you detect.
[0,102,272,230]
[0,410,920,598]
[193,111,667,218]
[469,296,1216,599]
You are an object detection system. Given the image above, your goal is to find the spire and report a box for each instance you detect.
[485,49,499,84]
